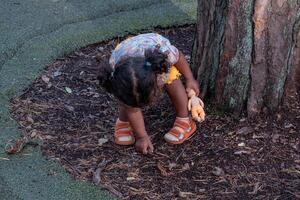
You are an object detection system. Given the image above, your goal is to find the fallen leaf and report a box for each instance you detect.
[276,114,282,121]
[53,71,62,77]
[198,188,206,193]
[26,116,34,124]
[236,127,254,135]
[238,142,246,147]
[228,131,235,136]
[98,138,109,146]
[30,130,37,138]
[47,83,52,88]
[65,105,75,112]
[65,87,72,94]
[128,186,139,192]
[284,123,294,129]
[93,93,100,98]
[0,157,10,161]
[168,162,177,170]
[97,47,104,52]
[44,135,54,140]
[127,170,139,179]
[212,167,225,176]
[239,118,246,122]
[234,150,251,155]
[252,134,265,139]
[157,163,169,177]
[179,191,195,198]
[5,137,29,154]
[249,182,261,195]
[215,125,224,131]
[41,75,50,83]
[93,168,102,185]
[126,177,135,181]
[272,134,280,143]
[182,163,190,171]
[289,129,297,134]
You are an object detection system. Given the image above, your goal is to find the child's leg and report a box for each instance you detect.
[116,104,154,154]
[118,103,129,122]
[114,103,134,145]
[165,79,189,117]
[164,79,196,144]
[115,104,148,144]
[120,105,148,139]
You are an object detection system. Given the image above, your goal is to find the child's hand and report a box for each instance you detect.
[186,78,200,96]
[135,135,154,155]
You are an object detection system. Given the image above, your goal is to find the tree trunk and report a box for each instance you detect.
[191,0,300,116]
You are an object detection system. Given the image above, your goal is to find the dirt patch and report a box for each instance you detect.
[10,25,300,200]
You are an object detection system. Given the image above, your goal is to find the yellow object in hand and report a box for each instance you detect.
[187,89,205,122]
[166,66,181,84]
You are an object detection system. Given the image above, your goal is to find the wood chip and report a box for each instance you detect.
[41,75,50,83]
[65,87,72,94]
[236,127,254,135]
[98,138,109,146]
[157,162,169,177]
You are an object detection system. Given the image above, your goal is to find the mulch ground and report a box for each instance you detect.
[10,25,300,200]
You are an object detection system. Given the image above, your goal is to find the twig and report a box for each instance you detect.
[100,184,124,199]
[0,157,10,161]
[62,158,81,176]
[176,145,188,162]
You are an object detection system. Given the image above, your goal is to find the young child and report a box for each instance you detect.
[98,33,200,154]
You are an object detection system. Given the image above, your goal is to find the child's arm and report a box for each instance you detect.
[174,51,200,95]
[124,106,154,154]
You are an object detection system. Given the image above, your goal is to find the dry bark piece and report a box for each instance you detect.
[98,138,109,146]
[236,127,254,135]
[212,167,225,176]
[41,75,50,83]
[5,136,38,154]
[157,162,169,177]
[179,191,195,198]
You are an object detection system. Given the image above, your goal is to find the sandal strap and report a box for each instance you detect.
[174,119,190,130]
[168,118,192,139]
[115,129,133,137]
[168,127,183,138]
[114,120,135,145]
[116,123,131,130]
[115,120,133,136]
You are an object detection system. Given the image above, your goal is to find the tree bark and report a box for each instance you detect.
[192,0,300,116]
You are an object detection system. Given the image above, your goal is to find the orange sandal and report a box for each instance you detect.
[164,117,197,144]
[114,119,135,146]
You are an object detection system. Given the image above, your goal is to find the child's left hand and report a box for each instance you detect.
[135,135,154,155]
[186,78,200,96]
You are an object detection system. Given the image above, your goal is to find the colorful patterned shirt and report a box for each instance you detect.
[109,33,180,69]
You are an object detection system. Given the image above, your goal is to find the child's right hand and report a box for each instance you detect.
[135,135,154,155]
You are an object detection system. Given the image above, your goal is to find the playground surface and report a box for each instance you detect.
[0,1,197,199]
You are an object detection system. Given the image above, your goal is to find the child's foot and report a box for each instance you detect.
[114,119,135,145]
[164,117,197,144]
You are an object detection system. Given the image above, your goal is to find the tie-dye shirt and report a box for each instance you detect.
[109,33,180,70]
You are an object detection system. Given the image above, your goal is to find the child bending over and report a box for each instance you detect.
[98,33,200,154]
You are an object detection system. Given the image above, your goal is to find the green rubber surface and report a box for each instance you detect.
[0,0,196,199]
